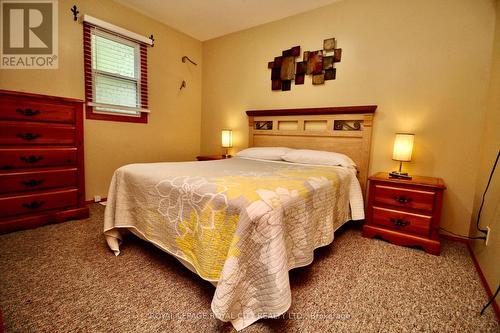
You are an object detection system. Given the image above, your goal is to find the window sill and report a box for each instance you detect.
[85,107,148,123]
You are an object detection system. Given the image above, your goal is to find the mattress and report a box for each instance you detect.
[104,157,364,330]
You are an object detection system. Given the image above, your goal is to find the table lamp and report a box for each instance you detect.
[389,133,414,179]
[221,129,233,158]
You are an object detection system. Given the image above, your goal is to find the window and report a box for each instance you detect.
[83,21,149,123]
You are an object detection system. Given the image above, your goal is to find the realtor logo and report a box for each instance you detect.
[1,0,58,69]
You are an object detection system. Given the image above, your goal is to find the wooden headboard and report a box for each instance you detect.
[246,106,377,194]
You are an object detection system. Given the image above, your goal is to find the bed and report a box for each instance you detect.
[104,106,376,330]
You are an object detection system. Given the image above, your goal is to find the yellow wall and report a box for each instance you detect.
[201,0,496,236]
[0,0,203,199]
[0,0,497,284]
[470,0,500,296]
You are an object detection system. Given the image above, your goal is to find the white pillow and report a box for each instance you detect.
[282,149,356,167]
[236,147,293,160]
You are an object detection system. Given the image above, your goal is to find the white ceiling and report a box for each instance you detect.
[115,0,343,41]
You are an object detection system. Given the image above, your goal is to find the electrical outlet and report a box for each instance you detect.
[485,226,491,246]
[94,195,101,203]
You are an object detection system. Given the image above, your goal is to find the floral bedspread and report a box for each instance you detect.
[103,157,363,330]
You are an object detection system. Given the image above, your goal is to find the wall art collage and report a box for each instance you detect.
[267,38,342,91]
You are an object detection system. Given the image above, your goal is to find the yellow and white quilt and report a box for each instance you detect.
[104,157,364,330]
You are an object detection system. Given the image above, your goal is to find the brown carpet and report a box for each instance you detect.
[0,204,498,333]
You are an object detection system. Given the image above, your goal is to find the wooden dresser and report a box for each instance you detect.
[362,172,446,255]
[0,90,89,234]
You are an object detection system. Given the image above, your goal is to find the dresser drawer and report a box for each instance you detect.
[0,121,75,146]
[0,168,78,193]
[373,184,435,212]
[0,97,75,123]
[0,148,77,169]
[0,188,78,218]
[372,206,431,236]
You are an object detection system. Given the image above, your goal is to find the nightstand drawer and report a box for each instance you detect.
[372,206,431,236]
[373,184,435,212]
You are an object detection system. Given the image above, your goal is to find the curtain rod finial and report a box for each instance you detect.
[71,5,79,21]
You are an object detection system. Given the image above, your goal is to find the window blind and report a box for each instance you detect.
[92,30,140,115]
[83,20,149,123]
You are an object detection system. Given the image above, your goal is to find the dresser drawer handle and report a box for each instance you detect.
[16,108,40,117]
[17,133,41,141]
[21,179,44,187]
[22,200,45,209]
[20,155,44,164]
[393,195,412,204]
[390,218,410,227]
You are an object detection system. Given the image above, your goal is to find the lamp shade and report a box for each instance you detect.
[221,130,233,148]
[392,133,414,162]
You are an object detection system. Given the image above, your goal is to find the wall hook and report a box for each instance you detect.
[149,34,155,47]
[71,5,79,21]
[180,80,186,90]
[182,56,197,66]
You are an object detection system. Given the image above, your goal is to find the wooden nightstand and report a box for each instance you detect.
[362,172,446,255]
[196,155,232,161]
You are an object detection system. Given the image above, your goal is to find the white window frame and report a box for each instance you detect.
[89,28,148,117]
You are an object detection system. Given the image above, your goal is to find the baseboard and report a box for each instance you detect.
[441,233,499,322]
[84,197,107,205]
[0,304,4,333]
[439,233,469,244]
[466,241,500,322]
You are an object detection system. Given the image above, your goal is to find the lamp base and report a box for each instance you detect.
[222,147,231,158]
[389,171,412,180]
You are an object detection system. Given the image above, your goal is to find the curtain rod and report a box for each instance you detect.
[71,5,154,46]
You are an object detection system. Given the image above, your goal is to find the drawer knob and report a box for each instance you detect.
[16,108,41,117]
[17,133,41,141]
[22,200,45,209]
[390,218,410,227]
[20,155,44,164]
[21,179,44,187]
[393,195,412,204]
